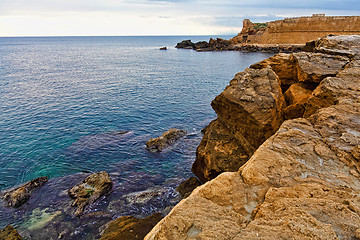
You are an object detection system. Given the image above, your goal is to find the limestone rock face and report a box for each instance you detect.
[192,67,285,182]
[100,213,163,240]
[146,35,360,239]
[68,171,112,216]
[293,52,349,83]
[146,128,187,152]
[283,83,313,119]
[2,177,48,208]
[0,225,23,240]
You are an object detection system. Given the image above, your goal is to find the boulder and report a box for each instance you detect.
[175,40,194,49]
[250,53,298,89]
[100,213,163,240]
[193,41,209,49]
[0,225,23,240]
[146,128,187,152]
[293,52,349,83]
[193,66,286,182]
[68,171,112,216]
[176,177,201,198]
[2,177,48,208]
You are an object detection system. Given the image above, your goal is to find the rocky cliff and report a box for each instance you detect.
[145,35,360,239]
[233,15,360,45]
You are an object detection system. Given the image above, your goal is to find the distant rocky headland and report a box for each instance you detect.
[176,14,360,53]
[147,35,360,239]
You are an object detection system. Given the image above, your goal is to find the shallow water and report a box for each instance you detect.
[0,36,272,237]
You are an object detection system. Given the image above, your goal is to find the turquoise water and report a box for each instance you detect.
[0,36,272,189]
[0,36,272,237]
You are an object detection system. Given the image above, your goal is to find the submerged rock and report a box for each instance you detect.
[68,171,112,216]
[100,213,163,240]
[146,128,187,152]
[0,225,23,240]
[2,177,48,208]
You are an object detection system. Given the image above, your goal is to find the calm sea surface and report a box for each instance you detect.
[0,36,272,237]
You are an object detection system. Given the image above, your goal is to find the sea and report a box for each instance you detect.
[0,36,272,239]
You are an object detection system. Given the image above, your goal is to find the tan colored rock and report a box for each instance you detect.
[353,145,360,161]
[250,53,298,88]
[0,225,23,240]
[192,120,249,182]
[2,177,48,208]
[304,60,360,117]
[193,67,285,182]
[283,83,314,119]
[100,213,163,240]
[68,171,112,216]
[293,52,349,83]
[146,128,187,152]
[146,36,360,239]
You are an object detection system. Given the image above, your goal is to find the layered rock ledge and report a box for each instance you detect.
[146,35,360,239]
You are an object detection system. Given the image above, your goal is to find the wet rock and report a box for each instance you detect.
[2,177,48,208]
[193,41,209,49]
[100,213,163,240]
[68,171,112,216]
[293,52,349,83]
[146,128,187,152]
[175,40,194,49]
[193,66,285,182]
[176,177,201,198]
[0,225,22,240]
[159,47,167,50]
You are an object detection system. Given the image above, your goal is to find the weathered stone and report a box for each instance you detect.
[304,60,360,117]
[68,171,112,216]
[353,145,360,161]
[2,177,48,208]
[176,177,201,198]
[146,128,187,152]
[145,35,360,239]
[250,53,298,89]
[193,66,285,182]
[293,52,349,83]
[283,83,313,119]
[0,225,23,240]
[175,40,194,49]
[100,213,163,240]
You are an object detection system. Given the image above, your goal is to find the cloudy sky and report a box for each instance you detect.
[1,0,360,36]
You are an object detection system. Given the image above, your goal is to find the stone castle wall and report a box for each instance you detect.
[236,15,360,44]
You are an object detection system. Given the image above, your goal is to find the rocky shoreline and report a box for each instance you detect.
[147,35,360,239]
[175,38,304,53]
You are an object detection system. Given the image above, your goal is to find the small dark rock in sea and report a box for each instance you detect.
[146,128,187,152]
[175,40,194,49]
[159,47,167,50]
[176,177,202,198]
[2,177,48,208]
[99,212,163,240]
[0,225,23,240]
[68,171,113,216]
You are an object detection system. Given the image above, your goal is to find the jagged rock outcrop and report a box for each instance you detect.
[192,66,286,182]
[0,225,23,240]
[68,171,112,216]
[2,177,48,208]
[176,177,201,198]
[100,213,163,240]
[145,35,360,239]
[146,128,187,152]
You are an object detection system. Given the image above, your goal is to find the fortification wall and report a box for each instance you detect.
[238,15,360,44]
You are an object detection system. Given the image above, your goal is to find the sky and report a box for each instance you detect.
[0,0,360,37]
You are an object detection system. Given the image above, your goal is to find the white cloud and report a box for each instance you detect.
[0,0,359,36]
